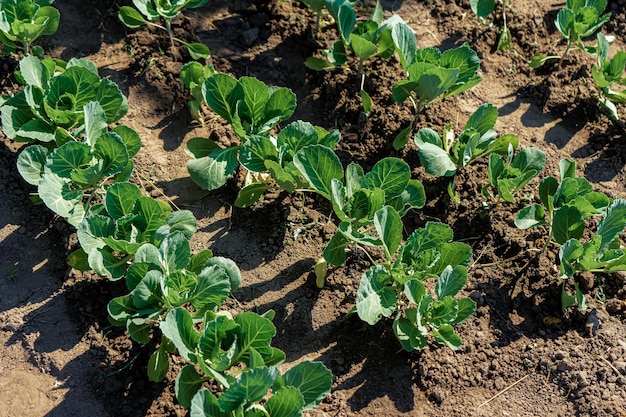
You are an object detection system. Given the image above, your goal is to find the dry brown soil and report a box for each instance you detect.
[1,0,626,416]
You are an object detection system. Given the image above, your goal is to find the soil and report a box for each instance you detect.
[1,0,626,416]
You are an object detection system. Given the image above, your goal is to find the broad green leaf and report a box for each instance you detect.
[17,144,48,185]
[417,142,457,177]
[356,265,397,325]
[597,199,626,251]
[235,182,270,208]
[132,196,165,243]
[265,386,304,417]
[559,238,584,278]
[234,312,277,361]
[452,297,476,324]
[165,210,197,239]
[185,137,220,159]
[218,367,279,412]
[176,364,207,409]
[561,284,576,312]
[350,33,377,61]
[107,294,135,326]
[106,182,142,220]
[89,247,130,280]
[393,316,425,351]
[19,55,47,89]
[190,390,226,417]
[46,141,91,178]
[159,231,191,273]
[239,76,270,128]
[261,87,296,132]
[432,324,462,350]
[118,6,150,27]
[435,265,467,299]
[273,361,332,411]
[465,103,497,135]
[204,256,241,291]
[337,3,356,41]
[95,78,128,124]
[76,214,114,254]
[559,158,577,180]
[373,206,403,259]
[323,233,348,266]
[391,20,417,70]
[240,136,278,172]
[514,204,546,229]
[38,171,84,225]
[187,146,240,191]
[191,265,231,312]
[94,132,129,176]
[186,42,211,60]
[202,73,241,124]
[553,206,585,245]
[470,0,495,17]
[431,242,472,275]
[362,158,411,200]
[293,144,343,199]
[148,347,170,382]
[67,248,90,271]
[404,279,426,305]
[112,125,141,158]
[387,179,426,215]
[161,308,200,362]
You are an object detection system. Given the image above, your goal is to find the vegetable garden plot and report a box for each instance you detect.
[1,0,626,416]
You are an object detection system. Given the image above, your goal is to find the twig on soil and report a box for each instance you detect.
[477,374,530,408]
[595,354,625,377]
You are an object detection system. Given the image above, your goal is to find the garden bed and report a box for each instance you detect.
[1,0,625,416]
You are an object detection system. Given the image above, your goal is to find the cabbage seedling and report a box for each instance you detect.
[592,33,626,120]
[530,0,610,68]
[559,199,626,311]
[481,145,546,203]
[0,0,59,56]
[413,103,518,202]
[118,0,210,59]
[392,44,482,149]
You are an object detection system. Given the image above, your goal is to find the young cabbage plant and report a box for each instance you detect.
[15,102,140,227]
[1,56,128,145]
[160,307,333,413]
[481,145,546,203]
[296,0,328,35]
[107,230,242,381]
[530,0,610,68]
[293,144,426,268]
[392,43,482,149]
[515,158,613,248]
[305,1,410,115]
[179,60,216,125]
[0,0,59,56]
[592,33,626,120]
[413,103,518,202]
[70,181,197,280]
[185,73,297,192]
[354,221,475,351]
[118,0,210,59]
[559,199,626,311]
[469,0,512,52]
[234,120,341,208]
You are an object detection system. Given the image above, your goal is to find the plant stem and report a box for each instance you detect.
[559,40,572,68]
[165,18,175,55]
